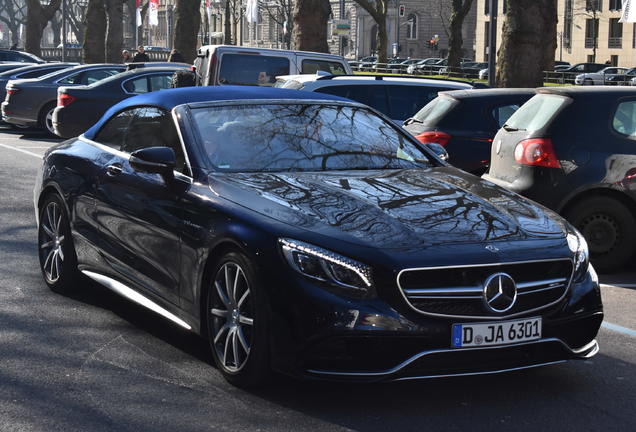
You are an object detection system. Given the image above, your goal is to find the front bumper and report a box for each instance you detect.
[267,265,603,381]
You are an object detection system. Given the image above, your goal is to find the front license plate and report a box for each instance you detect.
[451,317,542,348]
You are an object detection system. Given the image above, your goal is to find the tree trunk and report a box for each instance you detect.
[224,0,231,44]
[173,0,200,63]
[376,20,387,63]
[25,0,62,57]
[496,0,557,87]
[292,0,331,53]
[105,0,124,62]
[447,0,473,68]
[83,0,107,63]
[51,14,61,47]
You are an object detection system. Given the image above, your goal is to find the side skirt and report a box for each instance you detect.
[81,270,193,331]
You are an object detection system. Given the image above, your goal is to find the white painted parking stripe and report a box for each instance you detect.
[602,321,636,338]
[0,142,42,159]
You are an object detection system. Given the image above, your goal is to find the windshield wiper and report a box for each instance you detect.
[404,117,423,126]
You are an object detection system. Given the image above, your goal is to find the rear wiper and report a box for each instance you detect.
[502,124,522,132]
[404,117,423,126]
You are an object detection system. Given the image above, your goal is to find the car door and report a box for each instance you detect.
[92,106,189,305]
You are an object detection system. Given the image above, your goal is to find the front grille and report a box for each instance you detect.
[397,259,574,319]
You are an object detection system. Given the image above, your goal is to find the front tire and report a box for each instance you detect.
[37,193,79,292]
[206,251,270,386]
[565,196,636,273]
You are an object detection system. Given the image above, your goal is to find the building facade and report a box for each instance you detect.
[475,0,636,67]
[237,0,477,61]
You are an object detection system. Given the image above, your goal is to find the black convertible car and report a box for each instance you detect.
[34,86,602,386]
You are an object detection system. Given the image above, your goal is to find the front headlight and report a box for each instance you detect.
[567,229,590,282]
[279,238,373,296]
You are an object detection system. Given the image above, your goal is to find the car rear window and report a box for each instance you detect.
[386,85,451,121]
[612,100,636,137]
[218,54,290,86]
[301,59,346,75]
[412,96,458,125]
[503,94,569,132]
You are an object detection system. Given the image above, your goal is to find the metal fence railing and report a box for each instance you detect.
[350,62,635,87]
[39,48,170,63]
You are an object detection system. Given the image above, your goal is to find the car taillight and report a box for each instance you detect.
[414,131,452,146]
[57,93,76,107]
[513,138,561,168]
[6,87,19,95]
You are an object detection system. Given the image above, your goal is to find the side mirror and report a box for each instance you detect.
[424,142,449,162]
[129,147,176,178]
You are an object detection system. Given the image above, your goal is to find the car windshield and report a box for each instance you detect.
[191,103,432,172]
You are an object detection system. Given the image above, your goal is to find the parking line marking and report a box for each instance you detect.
[0,142,42,159]
[602,321,636,338]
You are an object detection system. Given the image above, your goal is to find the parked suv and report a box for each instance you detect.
[483,87,636,272]
[191,45,352,87]
[274,74,474,123]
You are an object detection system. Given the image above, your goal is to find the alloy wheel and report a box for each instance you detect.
[45,108,55,135]
[210,262,254,373]
[39,201,66,284]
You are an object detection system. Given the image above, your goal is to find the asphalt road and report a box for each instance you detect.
[0,127,634,432]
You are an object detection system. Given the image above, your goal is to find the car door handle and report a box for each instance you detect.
[106,164,123,176]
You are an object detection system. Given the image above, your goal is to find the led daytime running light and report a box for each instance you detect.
[279,238,372,288]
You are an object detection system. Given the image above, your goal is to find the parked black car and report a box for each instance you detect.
[2,63,125,135]
[483,87,636,272]
[0,49,45,63]
[35,86,601,386]
[53,65,189,138]
[0,62,77,103]
[403,88,535,174]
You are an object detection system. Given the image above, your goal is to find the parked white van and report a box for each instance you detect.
[192,45,352,87]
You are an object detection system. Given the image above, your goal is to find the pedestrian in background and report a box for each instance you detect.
[132,46,149,63]
[121,50,131,63]
[168,49,185,63]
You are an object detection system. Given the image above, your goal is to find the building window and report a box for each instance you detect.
[609,18,623,48]
[586,0,603,11]
[633,23,636,48]
[611,55,619,66]
[585,18,599,48]
[564,0,573,49]
[485,0,489,15]
[609,0,622,10]
[406,13,417,39]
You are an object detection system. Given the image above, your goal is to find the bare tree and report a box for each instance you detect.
[262,0,293,49]
[173,0,200,62]
[25,0,62,56]
[292,0,331,53]
[350,0,388,62]
[0,0,28,47]
[496,0,557,87]
[83,0,106,62]
[105,0,124,62]
[447,0,474,68]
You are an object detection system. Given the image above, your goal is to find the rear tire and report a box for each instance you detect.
[206,250,270,387]
[565,196,636,273]
[37,193,79,292]
[38,102,57,137]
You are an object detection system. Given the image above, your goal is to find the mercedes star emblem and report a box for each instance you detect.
[483,273,517,313]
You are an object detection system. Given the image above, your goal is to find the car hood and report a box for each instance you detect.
[208,168,567,250]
